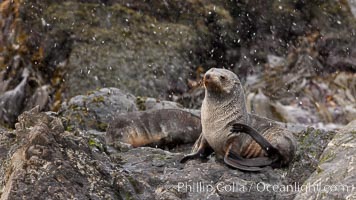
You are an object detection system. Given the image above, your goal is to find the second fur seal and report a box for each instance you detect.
[181,68,297,171]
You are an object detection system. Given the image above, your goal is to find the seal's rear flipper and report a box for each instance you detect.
[224,151,266,171]
[226,150,274,167]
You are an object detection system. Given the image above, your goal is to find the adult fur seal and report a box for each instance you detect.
[181,68,297,171]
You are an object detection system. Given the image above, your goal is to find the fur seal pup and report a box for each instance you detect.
[181,68,297,171]
[106,109,201,149]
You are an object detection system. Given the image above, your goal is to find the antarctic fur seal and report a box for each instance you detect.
[106,109,201,149]
[181,68,297,171]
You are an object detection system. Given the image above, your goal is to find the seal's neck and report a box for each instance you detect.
[202,87,249,127]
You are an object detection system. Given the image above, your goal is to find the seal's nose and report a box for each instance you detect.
[205,74,211,80]
[203,73,212,87]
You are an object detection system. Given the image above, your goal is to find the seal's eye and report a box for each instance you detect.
[220,75,226,80]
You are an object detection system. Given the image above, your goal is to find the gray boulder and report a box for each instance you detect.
[294,120,356,200]
[61,87,137,131]
[0,106,340,200]
[137,97,183,111]
[108,125,336,200]
[137,97,201,117]
[0,107,144,200]
[0,69,29,126]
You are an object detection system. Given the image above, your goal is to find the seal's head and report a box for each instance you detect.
[203,68,242,95]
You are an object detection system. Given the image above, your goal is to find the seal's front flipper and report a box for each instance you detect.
[180,134,213,163]
[180,145,213,163]
[231,123,281,158]
[224,151,265,171]
[180,151,204,163]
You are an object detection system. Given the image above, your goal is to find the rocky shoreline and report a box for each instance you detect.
[0,88,354,199]
[1,0,356,199]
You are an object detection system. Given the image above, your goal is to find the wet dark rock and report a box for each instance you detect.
[246,89,277,121]
[109,123,335,200]
[61,87,137,131]
[316,34,356,72]
[0,69,29,126]
[0,126,15,194]
[24,85,52,111]
[289,127,336,184]
[0,72,9,94]
[0,102,346,200]
[38,1,235,99]
[350,0,356,17]
[0,106,144,200]
[137,97,183,111]
[137,96,201,117]
[267,55,286,69]
[1,0,356,128]
[0,0,235,127]
[61,87,202,134]
[247,66,355,126]
[177,87,205,110]
[295,120,356,200]
[0,0,355,198]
